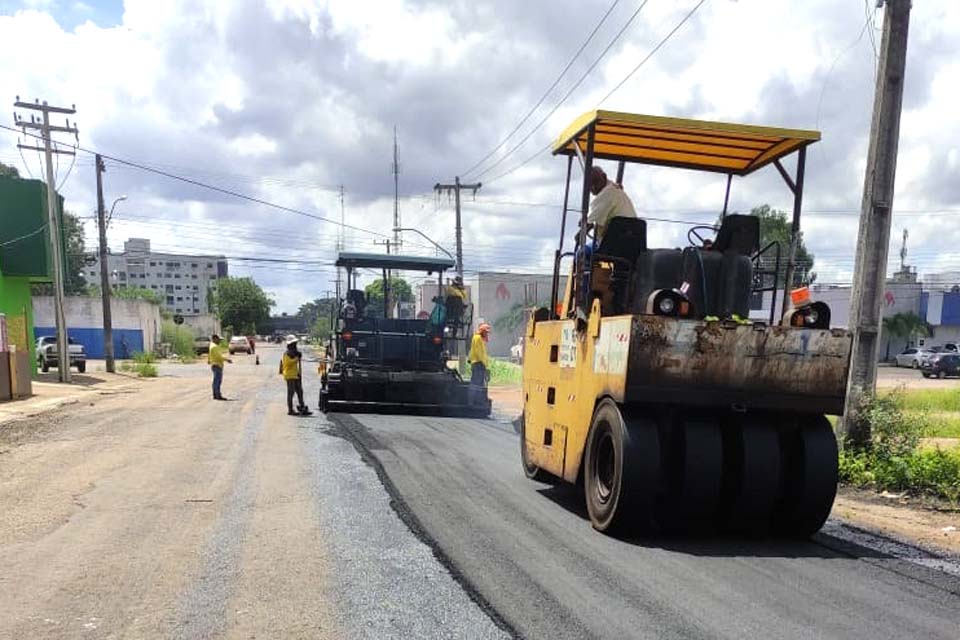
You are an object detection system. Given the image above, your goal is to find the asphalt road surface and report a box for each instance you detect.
[332,411,960,640]
[0,346,506,639]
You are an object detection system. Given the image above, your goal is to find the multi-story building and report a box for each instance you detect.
[82,238,228,316]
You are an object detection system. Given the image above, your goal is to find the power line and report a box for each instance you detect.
[470,0,652,182]
[483,0,709,187]
[460,0,622,177]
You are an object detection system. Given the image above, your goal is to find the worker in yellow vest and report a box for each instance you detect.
[468,323,492,389]
[280,335,312,416]
[208,334,232,400]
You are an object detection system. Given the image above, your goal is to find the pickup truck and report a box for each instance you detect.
[35,335,86,373]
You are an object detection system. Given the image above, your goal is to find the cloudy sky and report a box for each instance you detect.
[1,0,958,313]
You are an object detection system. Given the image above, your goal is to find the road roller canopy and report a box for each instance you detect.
[551,110,820,176]
[335,252,455,273]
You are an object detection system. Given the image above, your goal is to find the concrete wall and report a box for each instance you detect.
[474,272,565,358]
[33,296,162,358]
[182,313,221,338]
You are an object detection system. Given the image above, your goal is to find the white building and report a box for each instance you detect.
[82,238,228,316]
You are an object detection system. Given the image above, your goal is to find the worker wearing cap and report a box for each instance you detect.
[468,323,492,392]
[280,335,311,416]
[208,334,232,400]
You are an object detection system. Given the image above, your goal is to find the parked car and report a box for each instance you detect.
[921,353,960,379]
[35,335,86,373]
[919,345,955,365]
[228,335,251,354]
[894,347,930,368]
[193,337,211,355]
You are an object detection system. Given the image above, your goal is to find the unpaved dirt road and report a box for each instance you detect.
[0,346,505,639]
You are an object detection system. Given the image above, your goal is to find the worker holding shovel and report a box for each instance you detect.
[280,335,312,416]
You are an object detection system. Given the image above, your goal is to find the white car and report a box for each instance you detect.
[894,347,930,368]
[35,335,87,373]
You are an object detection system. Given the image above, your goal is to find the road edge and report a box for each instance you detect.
[327,413,520,640]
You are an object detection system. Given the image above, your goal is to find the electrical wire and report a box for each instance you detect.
[460,0,622,178]
[483,0,708,187]
[471,0,653,182]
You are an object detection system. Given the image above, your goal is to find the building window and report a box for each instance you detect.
[166,296,174,305]
[191,262,198,268]
[175,285,181,290]
[89,271,96,276]
[149,261,156,266]
[175,308,182,313]
[191,274,197,279]
[193,308,199,313]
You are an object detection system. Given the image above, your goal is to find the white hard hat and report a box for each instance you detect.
[285,335,298,345]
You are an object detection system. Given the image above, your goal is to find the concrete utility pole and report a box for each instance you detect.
[14,98,78,383]
[433,177,481,278]
[843,0,912,446]
[95,155,116,373]
[337,185,345,299]
[374,238,394,317]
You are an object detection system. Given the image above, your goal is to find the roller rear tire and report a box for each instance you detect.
[774,415,838,538]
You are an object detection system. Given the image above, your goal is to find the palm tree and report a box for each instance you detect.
[882,312,930,361]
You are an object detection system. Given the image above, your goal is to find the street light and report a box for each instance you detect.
[397,228,454,260]
[107,195,127,225]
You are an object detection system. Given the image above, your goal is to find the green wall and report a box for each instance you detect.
[0,275,36,373]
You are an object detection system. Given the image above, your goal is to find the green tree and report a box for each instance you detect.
[364,277,412,318]
[32,210,90,296]
[0,161,20,178]
[297,297,337,326]
[721,205,816,287]
[882,312,931,361]
[209,277,274,334]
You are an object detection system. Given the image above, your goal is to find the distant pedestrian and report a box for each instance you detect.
[208,334,232,400]
[280,335,311,416]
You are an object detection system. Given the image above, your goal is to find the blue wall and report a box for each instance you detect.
[34,327,144,359]
[942,292,960,327]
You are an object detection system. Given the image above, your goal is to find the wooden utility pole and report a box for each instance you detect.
[434,177,481,278]
[95,154,116,373]
[843,0,912,446]
[14,98,78,383]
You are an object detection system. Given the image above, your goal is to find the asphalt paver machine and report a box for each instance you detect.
[520,111,853,536]
[320,252,490,417]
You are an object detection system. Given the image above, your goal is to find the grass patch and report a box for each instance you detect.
[132,351,157,364]
[488,359,522,386]
[895,388,960,413]
[840,389,960,503]
[135,362,158,378]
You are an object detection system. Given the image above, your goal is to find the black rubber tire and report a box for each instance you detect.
[922,373,931,378]
[657,416,724,532]
[77,361,86,373]
[722,417,781,534]
[774,415,838,538]
[40,358,49,373]
[583,399,659,534]
[520,414,557,483]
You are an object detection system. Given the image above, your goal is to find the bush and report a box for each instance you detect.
[468,359,522,386]
[161,320,196,359]
[838,389,960,503]
[132,351,157,364]
[135,362,158,378]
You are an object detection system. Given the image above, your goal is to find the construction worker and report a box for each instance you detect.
[445,276,468,331]
[280,335,311,416]
[468,323,492,393]
[208,334,232,400]
[586,166,637,245]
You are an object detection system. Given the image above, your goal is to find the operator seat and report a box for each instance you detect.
[712,214,759,318]
[592,217,647,313]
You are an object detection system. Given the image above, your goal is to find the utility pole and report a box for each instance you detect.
[374,239,393,317]
[14,98,78,383]
[899,228,908,272]
[337,185,345,299]
[94,154,116,373]
[843,0,912,446]
[392,126,402,252]
[433,177,481,278]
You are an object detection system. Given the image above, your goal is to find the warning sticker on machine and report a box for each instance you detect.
[559,322,577,368]
[594,318,631,375]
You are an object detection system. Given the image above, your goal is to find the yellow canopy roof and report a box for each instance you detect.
[552,110,820,176]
